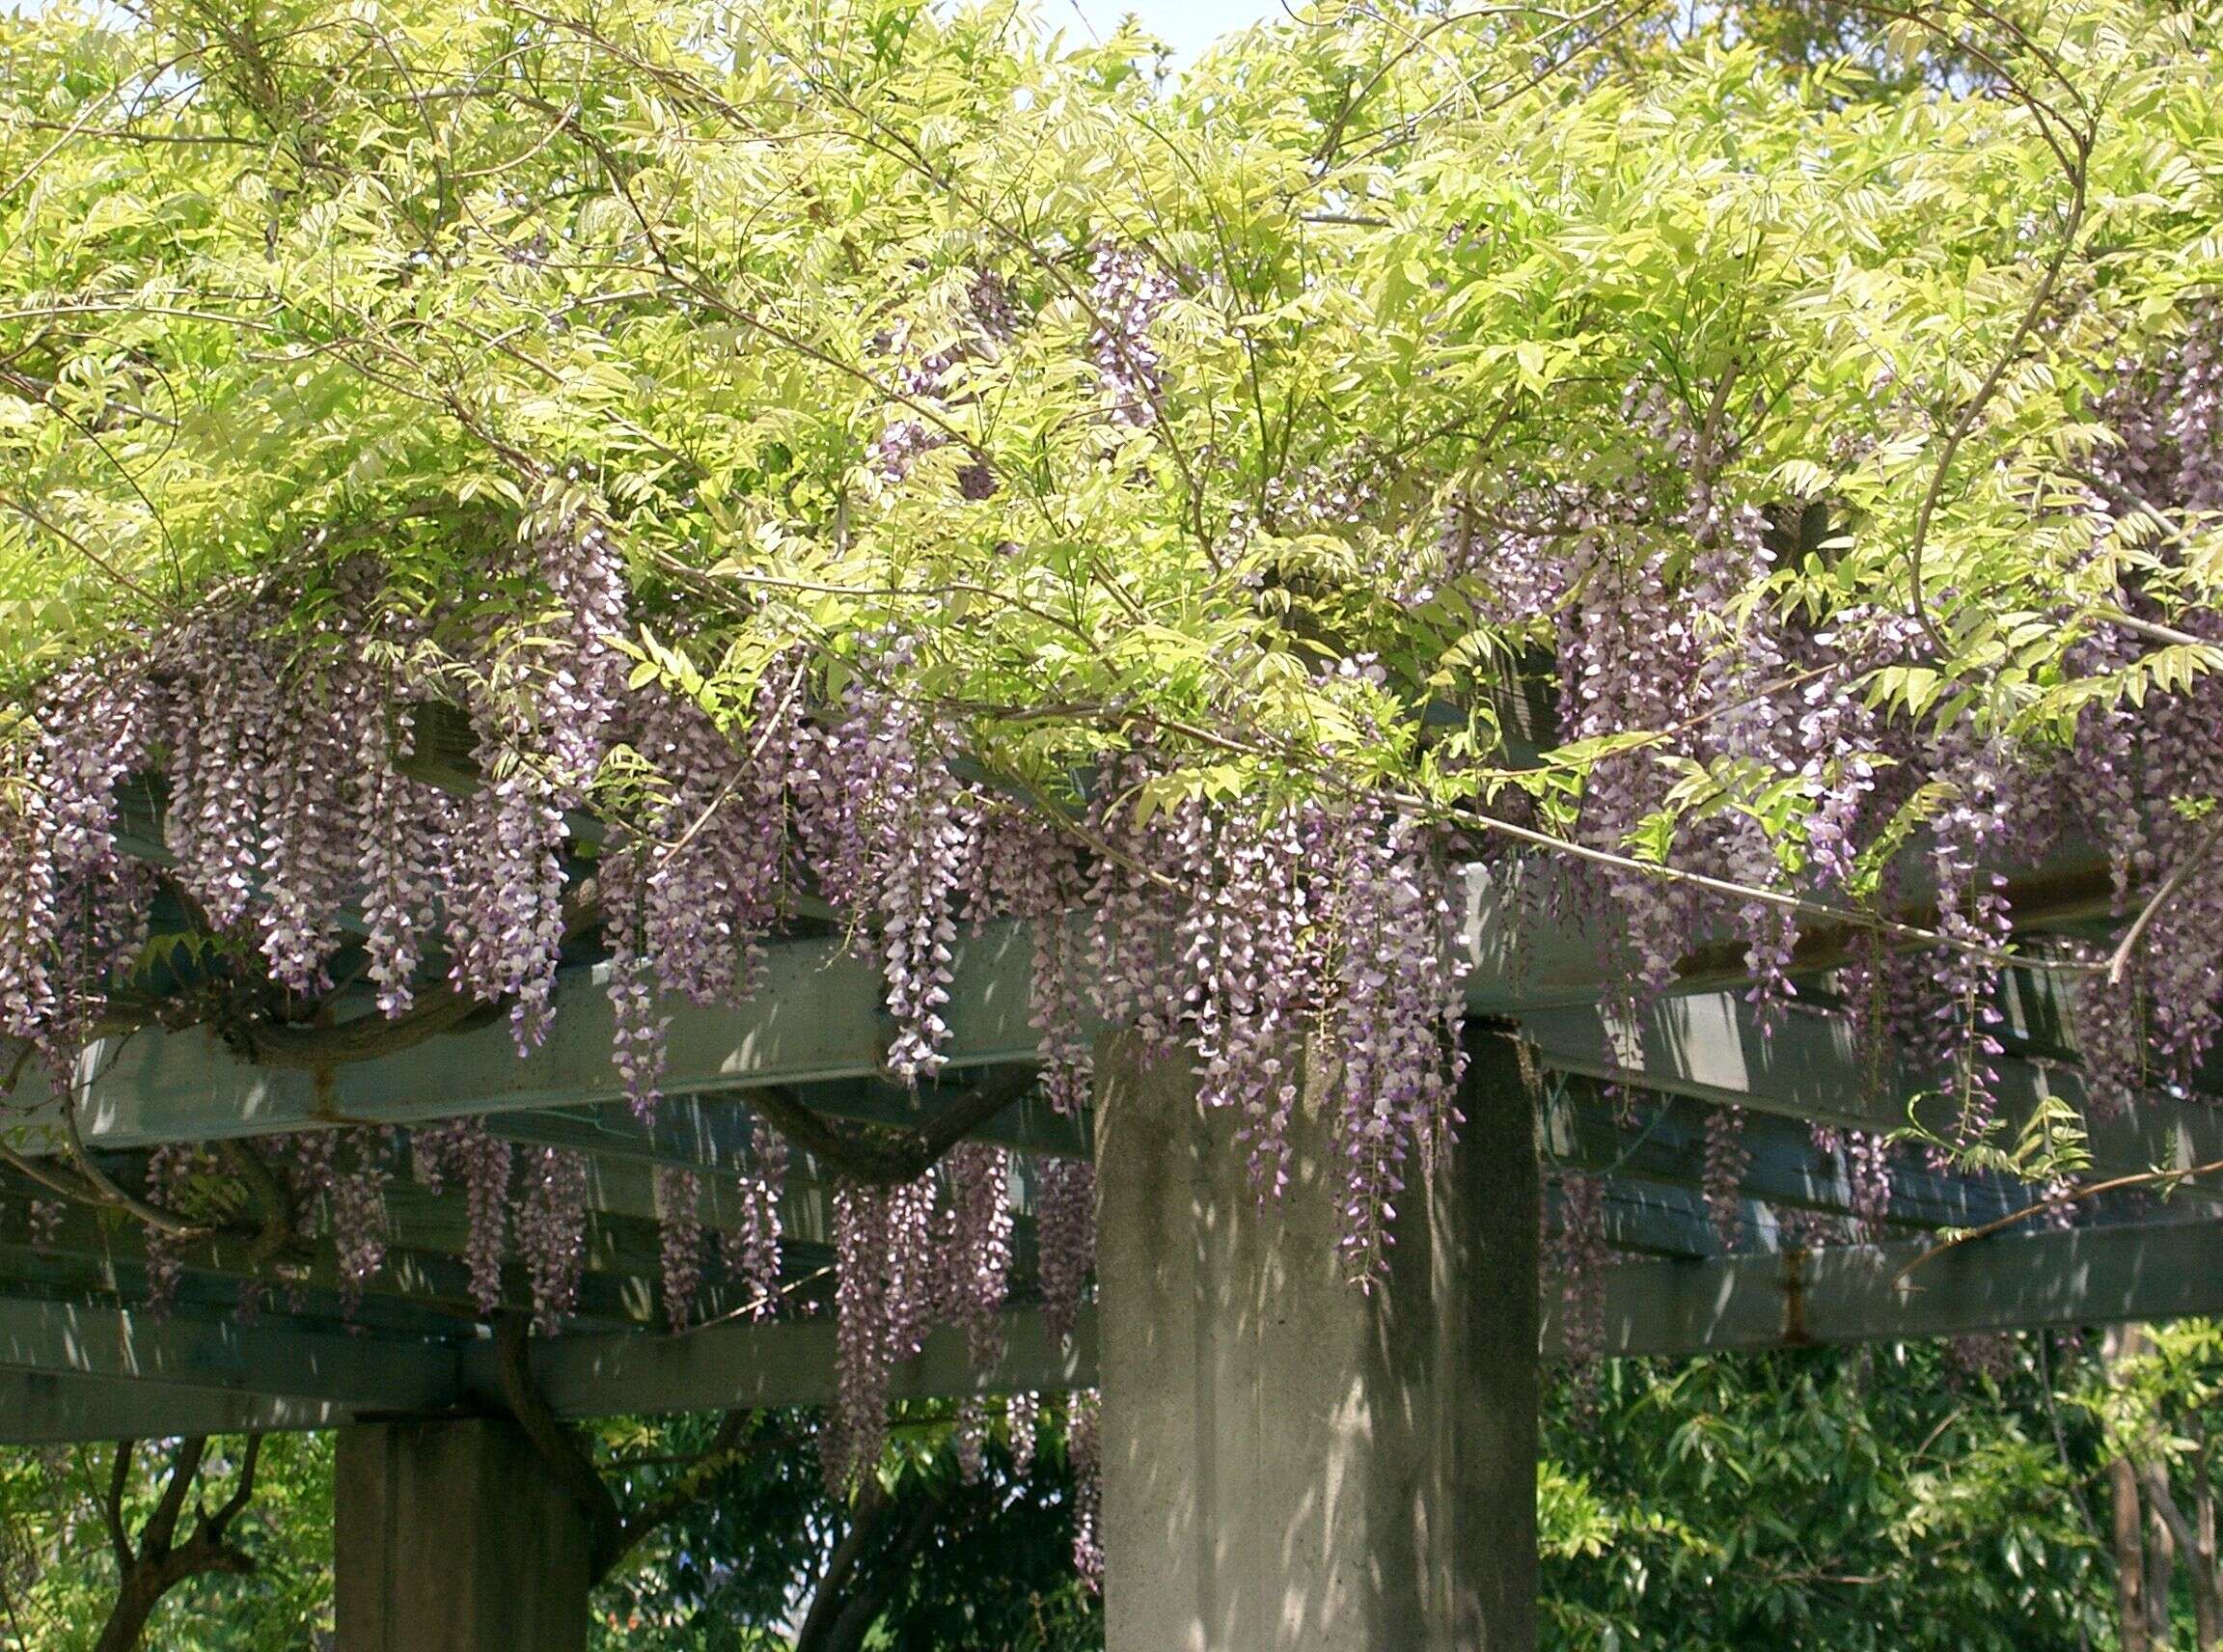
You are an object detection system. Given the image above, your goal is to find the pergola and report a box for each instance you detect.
[3,833,2217,1650]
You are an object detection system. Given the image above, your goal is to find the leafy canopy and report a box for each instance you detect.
[1,0,2216,845]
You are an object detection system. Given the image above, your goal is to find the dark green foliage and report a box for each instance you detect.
[0,1435,332,1652]
[1540,1341,2113,1651]
[10,1336,2219,1649]
[590,1405,1100,1652]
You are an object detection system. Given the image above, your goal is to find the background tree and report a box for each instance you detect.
[0,1434,329,1652]
[594,1400,1100,1652]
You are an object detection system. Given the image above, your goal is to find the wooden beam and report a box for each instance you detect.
[14,923,1045,1151]
[1544,1081,2026,1230]
[469,1303,1094,1420]
[484,1218,2223,1420]
[1521,991,2223,1186]
[0,1295,461,1408]
[0,857,2143,1163]
[9,1213,2223,1442]
[1565,1220,2223,1358]
[0,1368,359,1444]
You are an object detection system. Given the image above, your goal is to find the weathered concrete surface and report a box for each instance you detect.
[1094,1029,1539,1651]
[335,1417,591,1651]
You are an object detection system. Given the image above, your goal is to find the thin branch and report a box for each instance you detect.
[0,491,174,611]
[102,1443,136,1574]
[139,1437,206,1560]
[2097,605,2219,654]
[602,1409,751,1576]
[61,1085,207,1242]
[2109,813,2223,985]
[2139,1459,2206,1595]
[1903,109,2091,654]
[2039,1332,2105,1551]
[203,1436,262,1539]
[1895,1153,2223,1287]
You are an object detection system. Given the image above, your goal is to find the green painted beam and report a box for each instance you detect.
[1521,991,2223,1187]
[486,1217,2223,1419]
[14,922,1046,1151]
[0,1295,461,1408]
[10,1213,2223,1442]
[0,855,2135,1162]
[470,1303,1095,1420]
[1543,1081,2025,1230]
[1565,1218,2223,1358]
[0,1369,361,1445]
[0,865,1678,1154]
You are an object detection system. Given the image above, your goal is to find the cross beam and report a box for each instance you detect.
[0,1369,359,1443]
[0,1295,458,1409]
[1523,991,2221,1186]
[2,863,2166,1176]
[7,1219,2221,1443]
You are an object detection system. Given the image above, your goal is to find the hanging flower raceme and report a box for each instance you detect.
[793,635,970,1086]
[411,1119,516,1318]
[939,1143,1014,1374]
[972,805,1092,1117]
[443,754,570,1053]
[1188,806,1318,1196]
[159,612,282,937]
[635,680,793,1006]
[1035,1154,1094,1344]
[599,830,666,1124]
[825,1172,939,1487]
[357,702,452,1017]
[331,1129,394,1318]
[1553,1172,1609,1403]
[729,1118,787,1315]
[1325,805,1468,1286]
[518,1145,590,1334]
[1701,1105,1748,1251]
[1069,1388,1104,1593]
[1006,1390,1041,1476]
[654,1165,703,1333]
[256,669,377,997]
[139,1145,195,1318]
[953,1397,988,1485]
[537,517,631,798]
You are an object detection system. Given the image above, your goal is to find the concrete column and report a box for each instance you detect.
[1095,1025,1539,1652]
[335,1417,592,1651]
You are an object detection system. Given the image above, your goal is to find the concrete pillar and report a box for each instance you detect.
[1095,1025,1539,1652]
[335,1417,592,1651]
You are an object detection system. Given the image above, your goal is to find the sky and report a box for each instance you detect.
[1059,0,1279,68]
[7,0,1286,69]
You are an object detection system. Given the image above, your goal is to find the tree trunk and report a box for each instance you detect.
[792,1483,894,1652]
[2116,1454,2154,1652]
[2110,1327,2154,1652]
[810,1488,949,1652]
[2150,1495,2178,1644]
[93,1436,261,1652]
[2194,1444,2221,1652]
[93,1580,160,1652]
